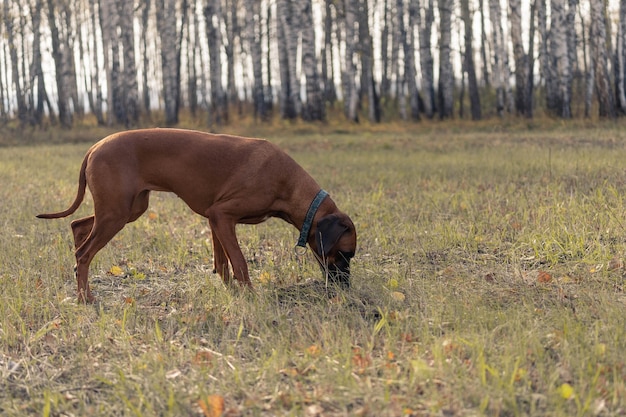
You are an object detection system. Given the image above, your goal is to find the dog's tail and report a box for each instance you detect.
[36,153,89,219]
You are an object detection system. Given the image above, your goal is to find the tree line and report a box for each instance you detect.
[0,0,624,129]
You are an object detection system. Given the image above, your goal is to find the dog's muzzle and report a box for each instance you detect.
[324,252,352,289]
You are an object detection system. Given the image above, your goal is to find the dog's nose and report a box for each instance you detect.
[327,263,351,289]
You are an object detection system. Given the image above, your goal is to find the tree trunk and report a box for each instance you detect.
[46,0,73,128]
[489,0,506,116]
[276,0,298,119]
[590,0,615,118]
[30,0,48,125]
[404,0,420,120]
[360,0,380,122]
[100,0,122,125]
[157,0,181,125]
[4,0,28,124]
[461,0,481,120]
[322,0,337,106]
[546,0,572,118]
[205,0,228,126]
[277,0,302,119]
[616,0,626,113]
[395,0,407,120]
[119,0,139,125]
[438,0,454,119]
[380,0,391,99]
[478,0,490,87]
[416,0,435,118]
[141,0,152,117]
[342,0,359,122]
[509,0,530,117]
[223,0,239,112]
[245,0,267,121]
[300,0,324,121]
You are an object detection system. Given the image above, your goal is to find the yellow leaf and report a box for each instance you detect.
[387,278,399,289]
[109,265,124,276]
[558,383,575,399]
[258,271,273,284]
[305,344,322,356]
[391,291,405,302]
[198,394,224,417]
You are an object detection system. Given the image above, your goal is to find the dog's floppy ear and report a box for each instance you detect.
[315,214,350,256]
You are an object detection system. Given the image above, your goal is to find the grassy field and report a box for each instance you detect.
[2,120,626,416]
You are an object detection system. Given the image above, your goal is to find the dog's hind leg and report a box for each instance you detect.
[71,216,95,250]
[72,192,149,303]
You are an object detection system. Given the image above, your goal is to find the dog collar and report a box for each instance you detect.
[296,189,329,251]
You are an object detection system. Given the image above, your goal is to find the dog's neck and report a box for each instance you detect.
[295,189,328,249]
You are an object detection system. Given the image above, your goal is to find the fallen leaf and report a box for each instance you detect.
[193,350,214,366]
[305,345,322,356]
[391,291,405,302]
[537,270,552,283]
[148,211,158,220]
[198,394,224,417]
[387,278,399,289]
[109,265,124,276]
[557,383,575,399]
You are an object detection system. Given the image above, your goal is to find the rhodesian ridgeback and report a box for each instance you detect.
[37,128,357,303]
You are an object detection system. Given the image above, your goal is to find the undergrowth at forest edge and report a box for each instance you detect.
[1,122,626,416]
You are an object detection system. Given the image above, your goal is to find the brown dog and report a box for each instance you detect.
[37,128,357,303]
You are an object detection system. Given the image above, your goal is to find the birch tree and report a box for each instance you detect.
[342,0,359,122]
[417,0,435,118]
[245,0,267,120]
[157,0,181,125]
[438,0,454,119]
[404,0,420,121]
[205,0,228,126]
[140,0,152,116]
[301,0,324,121]
[461,0,481,120]
[510,0,527,116]
[616,0,626,113]
[46,0,73,128]
[359,0,380,122]
[590,0,614,117]
[276,0,300,119]
[546,0,572,118]
[322,0,337,105]
[276,0,301,119]
[4,1,27,124]
[489,0,506,116]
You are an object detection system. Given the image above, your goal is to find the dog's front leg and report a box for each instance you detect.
[207,207,252,287]
[210,228,232,285]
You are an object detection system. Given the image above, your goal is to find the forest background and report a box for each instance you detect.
[0,0,625,129]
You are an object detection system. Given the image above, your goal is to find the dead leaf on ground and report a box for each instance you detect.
[537,270,552,283]
[198,394,225,417]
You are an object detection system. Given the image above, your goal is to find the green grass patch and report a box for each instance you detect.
[2,122,626,415]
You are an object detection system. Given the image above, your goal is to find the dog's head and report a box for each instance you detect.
[313,213,357,288]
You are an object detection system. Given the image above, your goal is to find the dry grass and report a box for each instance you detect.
[2,121,626,416]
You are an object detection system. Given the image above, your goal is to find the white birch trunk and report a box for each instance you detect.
[590,0,614,117]
[157,0,180,125]
[438,0,454,118]
[416,0,434,118]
